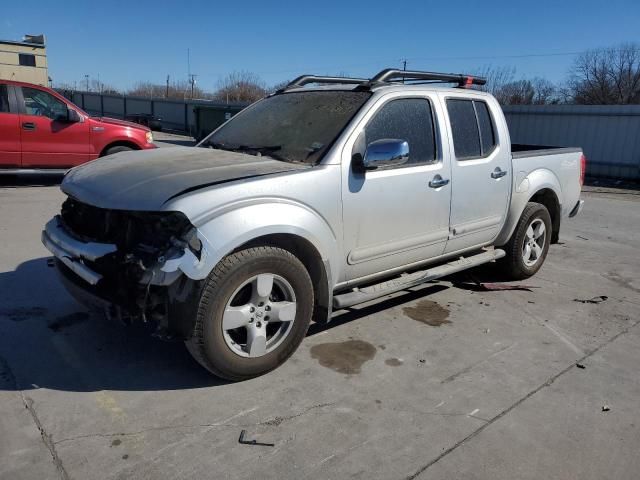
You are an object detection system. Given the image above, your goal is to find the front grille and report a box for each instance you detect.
[61,197,115,242]
[60,197,192,250]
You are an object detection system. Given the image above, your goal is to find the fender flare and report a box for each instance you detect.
[169,200,341,286]
[495,168,563,246]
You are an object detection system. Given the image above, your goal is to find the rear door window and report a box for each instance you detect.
[446,99,496,160]
[365,98,437,166]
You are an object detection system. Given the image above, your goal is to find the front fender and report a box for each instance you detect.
[495,168,563,246]
[167,200,341,284]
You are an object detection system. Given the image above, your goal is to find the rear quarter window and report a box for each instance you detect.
[475,101,496,155]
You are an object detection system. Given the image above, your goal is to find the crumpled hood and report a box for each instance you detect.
[62,146,310,210]
[92,116,149,131]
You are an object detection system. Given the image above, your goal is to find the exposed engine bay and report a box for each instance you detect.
[44,197,204,338]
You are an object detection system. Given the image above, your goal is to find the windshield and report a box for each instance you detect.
[200,90,371,164]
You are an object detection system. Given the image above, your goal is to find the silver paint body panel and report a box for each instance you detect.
[52,84,583,292]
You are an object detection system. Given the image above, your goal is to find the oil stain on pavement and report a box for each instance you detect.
[310,339,376,374]
[385,358,403,366]
[402,300,451,326]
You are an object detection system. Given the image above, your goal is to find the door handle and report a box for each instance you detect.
[22,122,36,131]
[429,175,450,189]
[491,167,507,179]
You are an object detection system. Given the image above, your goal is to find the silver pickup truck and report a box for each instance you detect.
[42,69,585,380]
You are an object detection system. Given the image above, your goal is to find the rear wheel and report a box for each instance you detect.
[499,202,552,280]
[186,246,314,380]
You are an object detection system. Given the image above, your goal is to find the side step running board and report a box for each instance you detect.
[332,249,505,309]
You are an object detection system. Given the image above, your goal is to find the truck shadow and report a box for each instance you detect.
[0,174,64,187]
[0,258,477,392]
[0,257,225,392]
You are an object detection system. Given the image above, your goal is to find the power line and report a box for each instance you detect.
[253,50,590,77]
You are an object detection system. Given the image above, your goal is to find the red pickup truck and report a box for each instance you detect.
[0,80,156,171]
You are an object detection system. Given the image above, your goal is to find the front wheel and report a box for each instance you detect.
[186,246,314,380]
[102,145,133,157]
[499,202,552,280]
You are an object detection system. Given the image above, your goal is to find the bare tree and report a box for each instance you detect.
[128,80,210,99]
[496,80,535,105]
[493,77,557,105]
[214,71,267,103]
[269,80,291,93]
[530,77,557,104]
[473,65,516,97]
[567,43,640,104]
[472,66,557,105]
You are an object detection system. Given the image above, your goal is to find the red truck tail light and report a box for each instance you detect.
[579,154,587,187]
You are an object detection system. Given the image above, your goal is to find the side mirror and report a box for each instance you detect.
[67,108,82,123]
[363,139,409,170]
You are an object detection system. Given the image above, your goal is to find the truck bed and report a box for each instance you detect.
[511,144,582,159]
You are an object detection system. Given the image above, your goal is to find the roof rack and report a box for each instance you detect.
[277,75,369,93]
[278,68,486,92]
[366,68,486,87]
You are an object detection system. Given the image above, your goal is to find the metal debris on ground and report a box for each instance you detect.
[576,363,586,369]
[238,430,275,447]
[454,281,538,292]
[602,405,611,412]
[576,235,589,240]
[574,295,608,304]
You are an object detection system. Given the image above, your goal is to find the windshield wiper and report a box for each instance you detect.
[205,141,235,151]
[233,145,292,163]
[236,145,282,153]
[205,142,292,163]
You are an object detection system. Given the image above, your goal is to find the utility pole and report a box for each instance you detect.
[187,49,198,98]
[401,59,407,84]
[166,75,170,98]
[188,74,198,99]
[84,74,89,91]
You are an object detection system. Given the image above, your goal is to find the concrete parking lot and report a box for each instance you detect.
[0,179,639,479]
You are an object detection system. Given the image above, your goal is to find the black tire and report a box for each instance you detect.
[499,202,552,280]
[103,145,133,157]
[185,246,314,380]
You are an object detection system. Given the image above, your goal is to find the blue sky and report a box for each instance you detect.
[2,0,639,91]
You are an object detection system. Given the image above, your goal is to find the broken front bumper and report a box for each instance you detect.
[41,216,116,285]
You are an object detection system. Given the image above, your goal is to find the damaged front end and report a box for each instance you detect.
[42,197,204,338]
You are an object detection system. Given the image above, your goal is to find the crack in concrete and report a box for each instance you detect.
[0,354,70,480]
[389,406,490,423]
[53,402,336,446]
[440,343,517,384]
[405,319,640,480]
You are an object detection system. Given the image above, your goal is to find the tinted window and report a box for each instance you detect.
[22,87,68,120]
[475,101,496,154]
[365,98,436,165]
[447,99,481,159]
[0,85,9,113]
[19,54,36,67]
